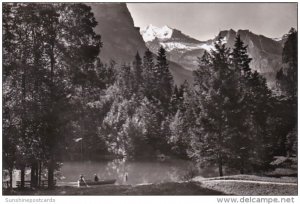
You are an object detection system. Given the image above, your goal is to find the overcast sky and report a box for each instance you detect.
[127,3,297,41]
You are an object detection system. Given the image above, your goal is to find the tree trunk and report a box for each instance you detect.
[20,166,25,189]
[32,162,39,188]
[30,163,35,188]
[38,162,42,187]
[34,164,37,187]
[48,160,55,189]
[20,55,26,189]
[9,169,13,189]
[218,156,223,177]
[240,159,244,174]
[217,124,224,177]
[35,162,39,187]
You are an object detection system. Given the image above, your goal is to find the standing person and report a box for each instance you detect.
[94,174,99,182]
[124,172,128,183]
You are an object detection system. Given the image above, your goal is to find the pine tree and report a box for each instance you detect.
[275,29,297,158]
[132,52,143,95]
[276,28,297,100]
[142,49,155,100]
[227,34,275,172]
[3,3,47,188]
[231,34,252,77]
[169,82,198,159]
[3,3,102,188]
[194,51,212,93]
[117,64,134,99]
[250,71,275,168]
[229,35,255,174]
[136,98,162,154]
[40,3,102,188]
[191,37,235,176]
[170,85,185,114]
[155,46,174,110]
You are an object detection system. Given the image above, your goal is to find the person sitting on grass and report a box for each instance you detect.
[78,174,88,187]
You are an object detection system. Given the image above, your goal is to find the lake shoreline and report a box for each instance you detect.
[3,175,297,196]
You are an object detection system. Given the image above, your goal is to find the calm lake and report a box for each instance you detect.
[59,159,220,185]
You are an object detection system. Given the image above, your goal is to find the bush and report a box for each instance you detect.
[181,164,200,181]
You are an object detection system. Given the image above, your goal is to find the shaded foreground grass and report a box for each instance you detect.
[3,182,225,195]
[4,175,297,195]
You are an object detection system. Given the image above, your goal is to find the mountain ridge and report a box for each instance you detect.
[90,3,193,85]
[142,25,286,88]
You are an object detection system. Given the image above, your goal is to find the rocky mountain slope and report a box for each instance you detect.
[142,25,285,87]
[89,3,286,87]
[91,3,147,63]
[218,29,283,87]
[90,3,192,85]
[141,25,205,71]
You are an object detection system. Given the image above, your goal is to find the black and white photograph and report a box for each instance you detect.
[1,1,298,198]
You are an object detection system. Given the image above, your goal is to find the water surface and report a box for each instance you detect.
[59,159,219,185]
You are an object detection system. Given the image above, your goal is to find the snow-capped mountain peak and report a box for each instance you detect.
[141,24,173,42]
[273,37,282,42]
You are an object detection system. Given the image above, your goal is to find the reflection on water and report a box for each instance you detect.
[59,159,219,185]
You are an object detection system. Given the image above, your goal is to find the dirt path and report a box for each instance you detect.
[193,175,298,195]
[202,179,297,186]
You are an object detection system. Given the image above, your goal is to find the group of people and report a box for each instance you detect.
[78,174,99,187]
[78,172,129,187]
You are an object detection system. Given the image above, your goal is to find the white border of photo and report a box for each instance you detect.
[0,1,299,204]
